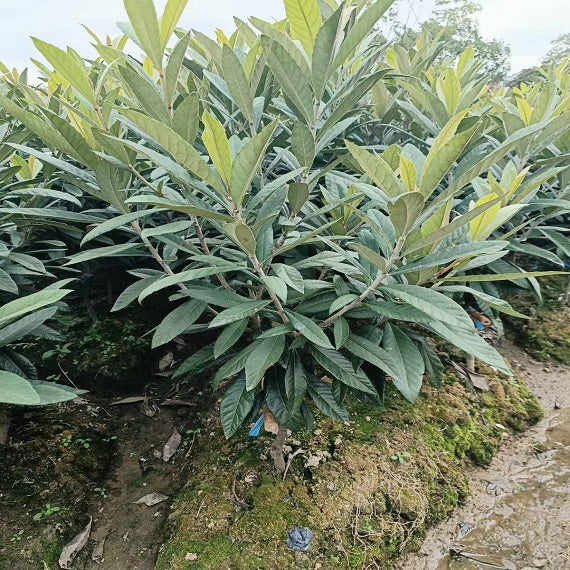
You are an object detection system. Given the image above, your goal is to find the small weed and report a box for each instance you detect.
[94,487,108,498]
[390,451,411,464]
[33,504,61,521]
[60,435,92,449]
[10,530,25,542]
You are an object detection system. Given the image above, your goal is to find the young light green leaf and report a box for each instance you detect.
[202,111,232,188]
[124,0,164,71]
[284,0,321,57]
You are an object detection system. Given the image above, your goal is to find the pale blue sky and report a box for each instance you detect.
[0,0,568,75]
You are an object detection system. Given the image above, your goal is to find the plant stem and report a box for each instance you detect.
[249,256,290,324]
[320,236,406,328]
[270,425,288,472]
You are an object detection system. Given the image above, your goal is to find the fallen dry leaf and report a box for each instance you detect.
[158,351,174,371]
[263,410,279,435]
[185,552,198,561]
[163,428,182,462]
[134,492,169,506]
[110,396,145,406]
[91,529,113,564]
[59,517,92,569]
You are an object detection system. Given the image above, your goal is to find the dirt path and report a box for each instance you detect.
[397,339,570,570]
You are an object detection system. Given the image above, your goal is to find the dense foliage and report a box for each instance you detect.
[0,0,568,453]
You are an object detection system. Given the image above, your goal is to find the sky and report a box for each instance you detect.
[0,0,567,75]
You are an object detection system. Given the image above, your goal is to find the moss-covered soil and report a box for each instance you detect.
[156,365,543,570]
[506,276,570,365]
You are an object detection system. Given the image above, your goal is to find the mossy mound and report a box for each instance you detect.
[507,276,570,365]
[156,367,543,570]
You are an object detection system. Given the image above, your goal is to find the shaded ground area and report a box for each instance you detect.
[397,340,570,570]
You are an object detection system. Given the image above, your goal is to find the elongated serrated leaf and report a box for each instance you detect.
[209,300,271,328]
[285,310,333,348]
[160,0,189,49]
[334,317,349,349]
[221,374,256,438]
[272,263,304,293]
[245,335,286,390]
[152,300,207,348]
[307,375,350,423]
[230,121,277,206]
[345,141,401,198]
[284,0,321,57]
[32,38,95,104]
[221,45,254,121]
[202,111,232,189]
[124,0,164,70]
[308,345,376,395]
[382,324,424,402]
[344,333,400,379]
[214,318,248,359]
[81,210,160,246]
[284,352,308,413]
[0,288,70,327]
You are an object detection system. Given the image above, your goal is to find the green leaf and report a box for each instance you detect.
[262,276,288,303]
[81,210,160,246]
[0,372,41,405]
[152,300,207,348]
[124,0,164,70]
[221,374,256,438]
[160,0,189,49]
[214,318,248,359]
[209,300,271,328]
[202,111,232,189]
[266,40,315,124]
[28,380,86,405]
[541,229,570,258]
[334,317,349,349]
[224,221,257,255]
[125,195,232,222]
[307,375,350,423]
[0,289,70,327]
[266,368,305,429]
[312,5,343,100]
[345,141,401,198]
[308,345,377,395]
[111,276,162,312]
[0,269,18,295]
[272,264,304,293]
[399,155,417,191]
[139,264,236,301]
[349,243,387,272]
[172,92,200,143]
[116,110,225,195]
[230,121,277,206]
[32,39,95,104]
[0,307,57,346]
[288,182,310,213]
[284,0,321,57]
[331,0,394,71]
[173,345,215,379]
[284,352,308,413]
[382,324,425,403]
[285,310,334,348]
[388,192,424,237]
[245,335,286,390]
[222,45,254,122]
[380,283,474,332]
[66,243,145,266]
[428,320,510,375]
[291,122,315,168]
[437,271,565,282]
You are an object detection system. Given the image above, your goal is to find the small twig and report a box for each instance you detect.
[282,448,304,481]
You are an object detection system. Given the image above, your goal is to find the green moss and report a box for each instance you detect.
[157,366,542,570]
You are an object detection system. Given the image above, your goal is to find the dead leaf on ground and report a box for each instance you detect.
[185,552,198,561]
[158,352,174,371]
[451,361,490,391]
[163,428,182,461]
[263,409,279,435]
[59,517,92,569]
[110,396,145,406]
[91,529,113,564]
[134,492,169,506]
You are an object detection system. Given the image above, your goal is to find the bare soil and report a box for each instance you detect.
[397,339,570,570]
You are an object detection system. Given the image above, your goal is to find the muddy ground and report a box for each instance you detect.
[397,340,570,570]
